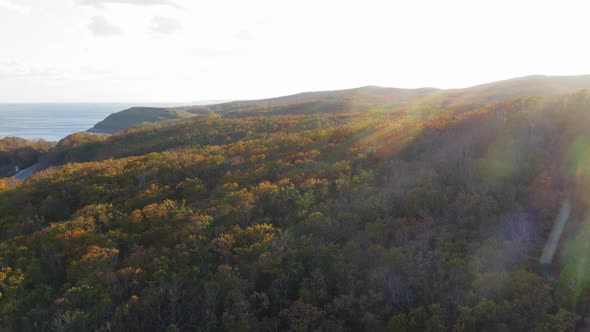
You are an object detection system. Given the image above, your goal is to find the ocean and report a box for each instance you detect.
[0,103,182,141]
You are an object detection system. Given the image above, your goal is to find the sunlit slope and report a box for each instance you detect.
[89,75,590,135]
[4,85,590,330]
[87,87,439,133]
[52,86,590,170]
[441,74,590,105]
[189,74,590,116]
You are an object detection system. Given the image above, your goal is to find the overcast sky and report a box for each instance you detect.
[1,0,590,102]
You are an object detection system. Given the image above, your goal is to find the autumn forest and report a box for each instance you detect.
[2,76,590,331]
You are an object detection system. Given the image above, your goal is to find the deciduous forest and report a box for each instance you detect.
[2,78,590,331]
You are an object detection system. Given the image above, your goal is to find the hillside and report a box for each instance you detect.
[199,74,590,117]
[87,107,201,134]
[2,78,590,330]
[88,75,590,135]
[0,137,54,177]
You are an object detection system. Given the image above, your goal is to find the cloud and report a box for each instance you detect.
[80,66,115,79]
[0,60,60,80]
[191,48,240,57]
[235,30,253,41]
[76,0,176,7]
[150,16,181,35]
[0,0,31,13]
[89,16,121,37]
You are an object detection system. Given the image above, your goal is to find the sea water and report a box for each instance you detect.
[0,103,180,141]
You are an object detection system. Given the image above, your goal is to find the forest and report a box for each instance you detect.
[0,137,54,178]
[2,79,590,331]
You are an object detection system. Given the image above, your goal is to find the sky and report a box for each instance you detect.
[1,0,590,102]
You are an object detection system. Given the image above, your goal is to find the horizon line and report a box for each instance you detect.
[2,73,590,104]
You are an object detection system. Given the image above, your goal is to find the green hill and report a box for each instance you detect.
[88,107,202,134]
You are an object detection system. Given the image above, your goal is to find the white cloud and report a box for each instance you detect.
[0,60,60,80]
[88,16,121,37]
[77,0,176,7]
[0,0,30,13]
[150,16,181,35]
[235,29,252,41]
[191,48,240,57]
[2,0,590,102]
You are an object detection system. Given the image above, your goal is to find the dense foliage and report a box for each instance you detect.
[89,108,201,134]
[0,137,54,177]
[2,88,590,331]
[89,75,590,135]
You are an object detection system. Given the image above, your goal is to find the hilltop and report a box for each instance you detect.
[87,74,590,134]
[87,107,201,134]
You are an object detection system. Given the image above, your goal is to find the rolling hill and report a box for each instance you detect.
[2,75,590,331]
[88,75,590,135]
[87,107,201,134]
